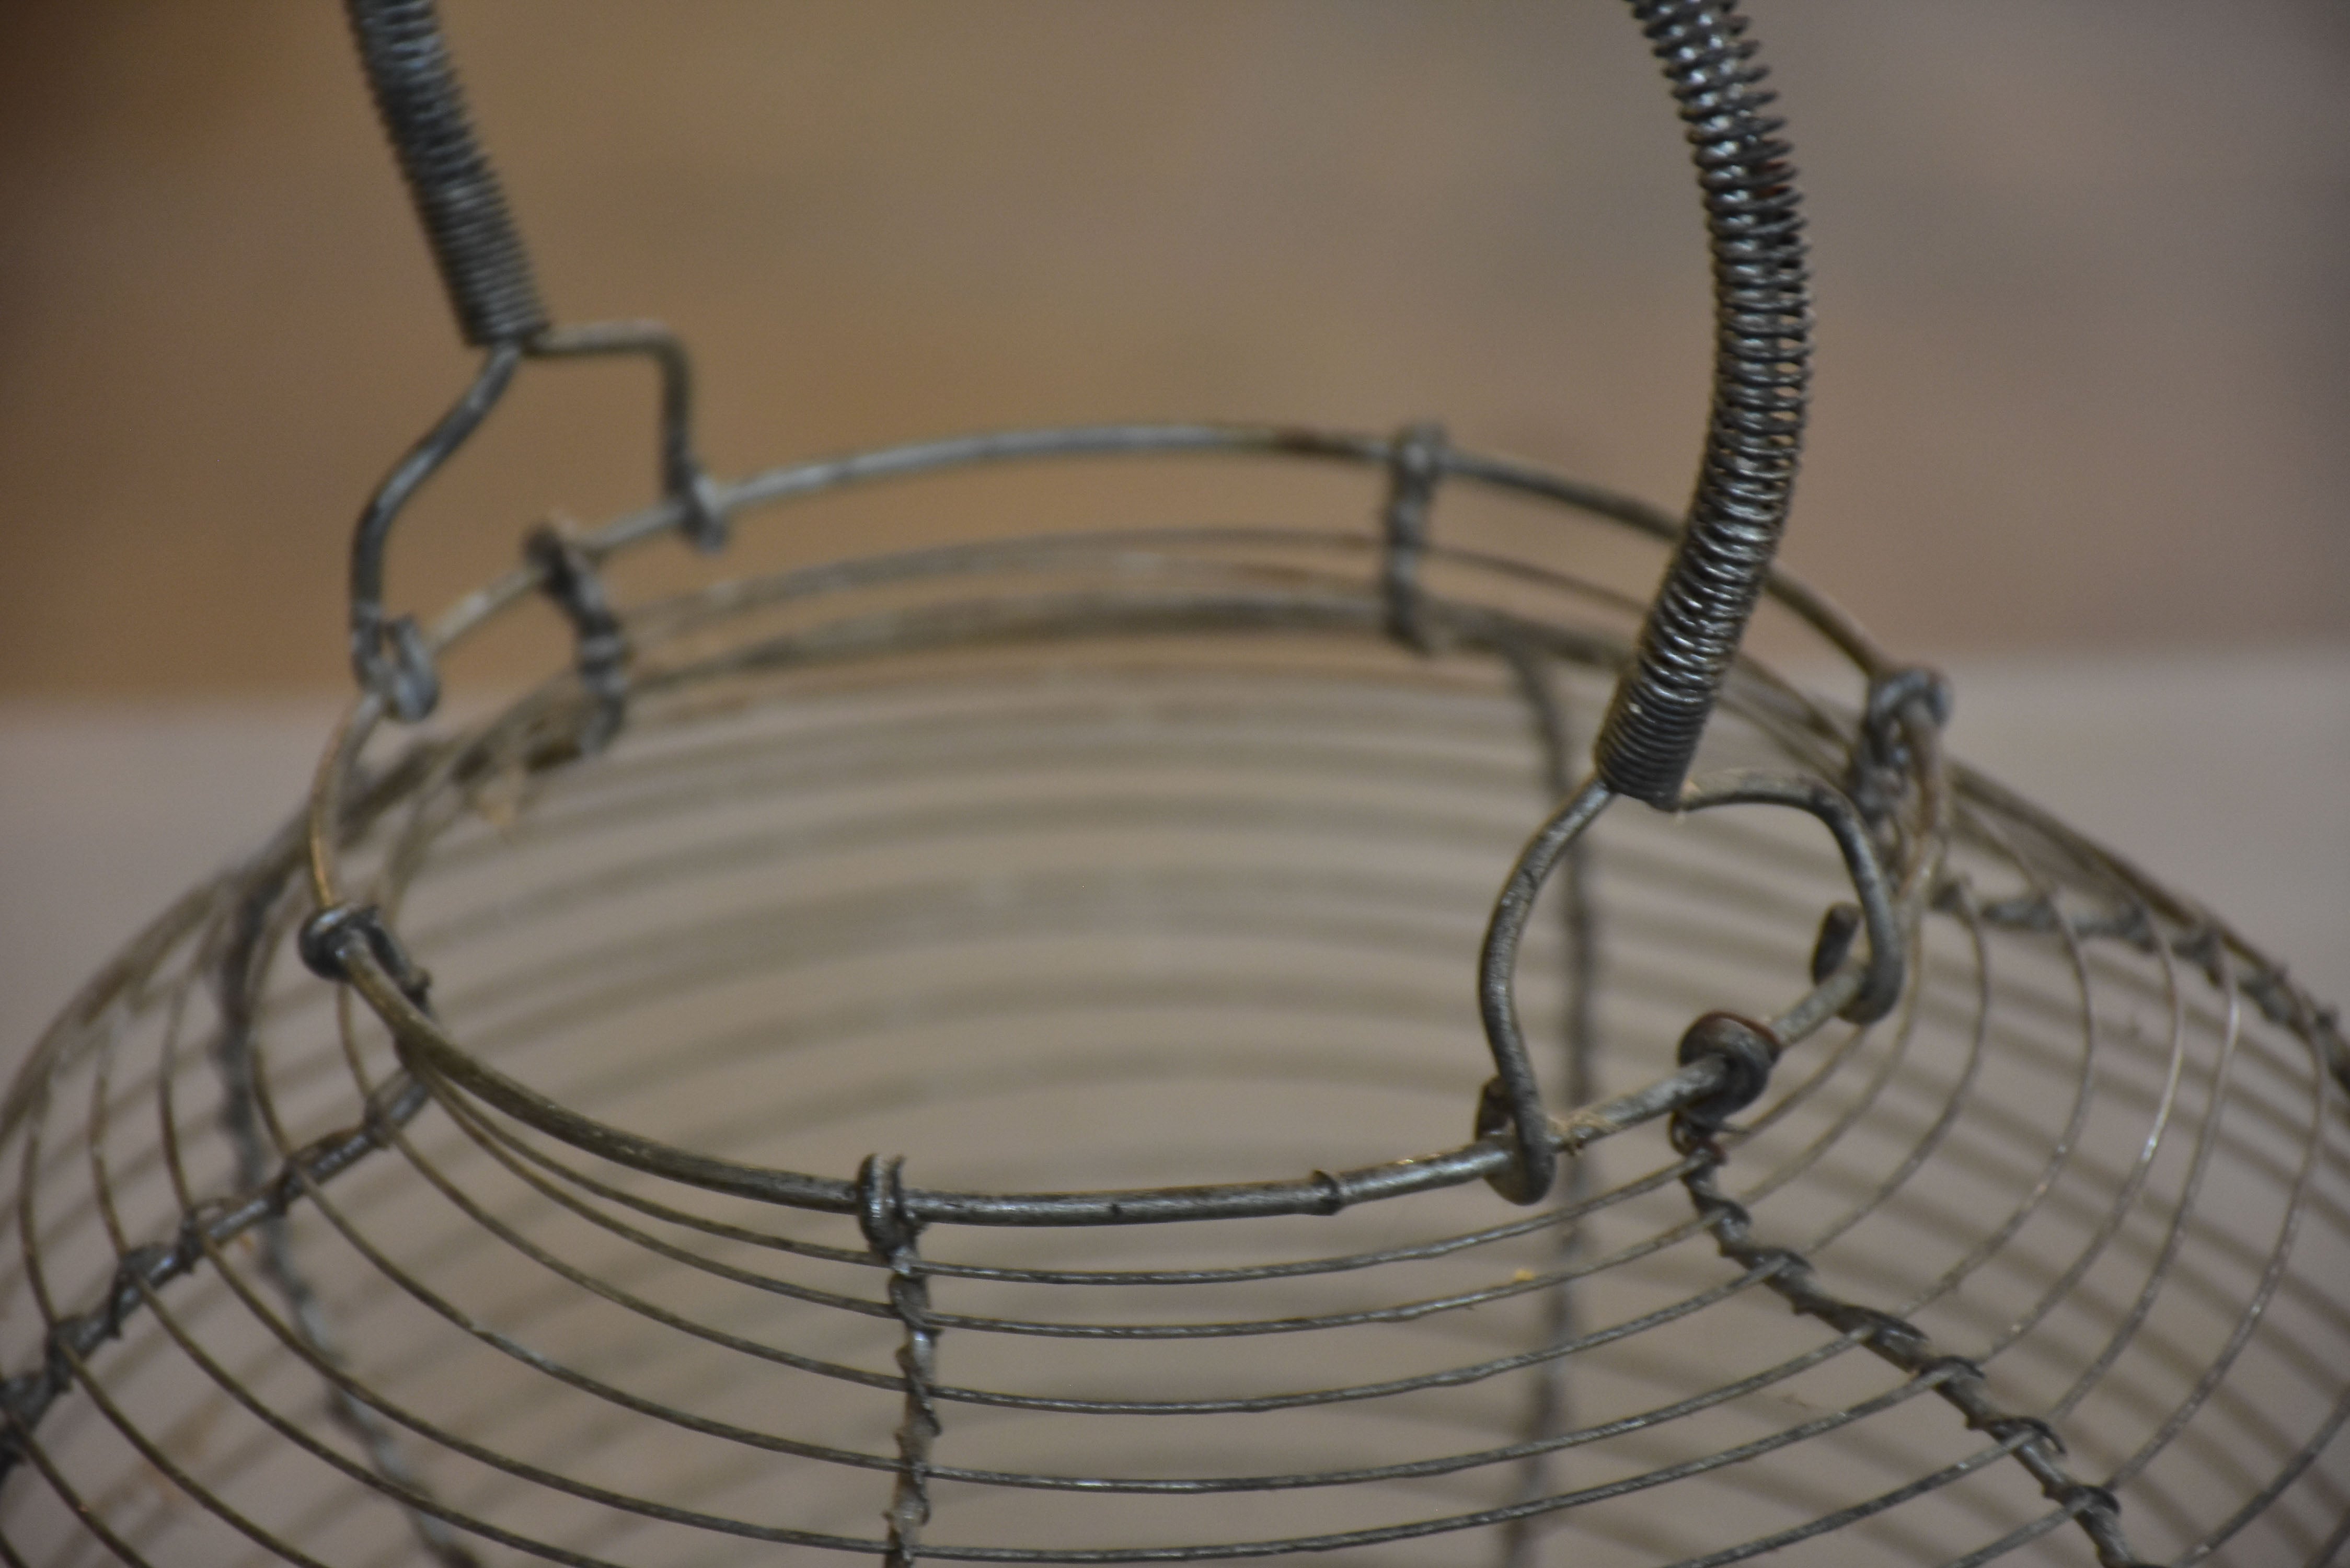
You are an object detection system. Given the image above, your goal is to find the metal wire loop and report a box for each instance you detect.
[348,345,522,720]
[342,329,724,723]
[1378,420,1446,653]
[1808,900,1863,983]
[1670,1011,1780,1133]
[4,0,2329,1550]
[857,1156,940,1567]
[1479,765,1905,1202]
[1978,1414,2069,1458]
[340,3,724,722]
[11,484,2344,1559]
[295,902,433,1013]
[1679,1150,2163,1568]
[342,0,1811,773]
[1848,663,1953,827]
[1679,770,1907,1025]
[1864,663,1955,736]
[1475,776,1616,1203]
[522,524,629,756]
[530,321,730,553]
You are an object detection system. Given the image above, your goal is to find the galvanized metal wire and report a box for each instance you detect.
[1,449,2344,1564]
[4,0,2346,1562]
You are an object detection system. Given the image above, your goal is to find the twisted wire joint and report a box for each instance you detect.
[1379,421,1447,653]
[859,1156,942,1566]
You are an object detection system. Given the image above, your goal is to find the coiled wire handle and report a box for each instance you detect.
[343,0,547,347]
[1468,0,1823,1199]
[1594,0,1812,808]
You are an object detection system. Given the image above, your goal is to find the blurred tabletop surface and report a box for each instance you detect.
[5,650,2345,1074]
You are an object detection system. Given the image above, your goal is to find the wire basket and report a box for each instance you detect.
[3,4,2344,1566]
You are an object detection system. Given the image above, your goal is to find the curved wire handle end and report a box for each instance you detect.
[341,1,731,722]
[1476,766,1906,1202]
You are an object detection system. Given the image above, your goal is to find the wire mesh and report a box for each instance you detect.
[2,455,2344,1564]
[5,1,2346,1561]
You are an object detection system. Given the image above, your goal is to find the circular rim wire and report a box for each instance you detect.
[4,0,2345,1560]
[0,430,2343,1566]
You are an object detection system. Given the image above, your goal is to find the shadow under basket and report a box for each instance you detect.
[3,431,2345,1566]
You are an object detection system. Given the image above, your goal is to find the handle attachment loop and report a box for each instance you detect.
[340,0,724,722]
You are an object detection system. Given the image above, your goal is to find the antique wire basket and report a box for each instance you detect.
[3,4,2344,1565]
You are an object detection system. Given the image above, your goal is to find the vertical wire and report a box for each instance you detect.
[861,1157,941,1566]
[1495,643,1598,1567]
[207,862,481,1567]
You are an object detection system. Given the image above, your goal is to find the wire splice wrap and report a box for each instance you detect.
[343,0,549,346]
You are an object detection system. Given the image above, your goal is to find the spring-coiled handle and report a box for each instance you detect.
[344,0,548,346]
[1594,0,1812,808]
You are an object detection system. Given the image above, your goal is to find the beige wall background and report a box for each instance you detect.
[1,0,2344,698]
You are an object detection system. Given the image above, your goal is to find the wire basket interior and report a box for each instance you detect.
[5,2,2347,1563]
[5,460,2344,1565]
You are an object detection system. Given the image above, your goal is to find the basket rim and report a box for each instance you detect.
[298,424,1937,1229]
